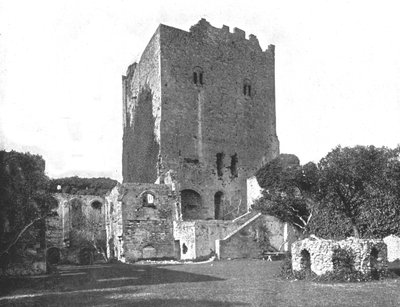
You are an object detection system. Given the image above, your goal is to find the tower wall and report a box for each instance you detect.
[158,20,279,219]
[122,20,279,220]
[122,27,162,183]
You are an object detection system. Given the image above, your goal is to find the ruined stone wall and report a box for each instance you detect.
[194,220,233,257]
[46,193,106,264]
[105,185,124,261]
[122,27,162,183]
[383,235,400,262]
[118,183,179,262]
[218,214,298,259]
[219,215,264,259]
[292,237,388,276]
[158,19,279,220]
[173,220,232,260]
[173,221,196,260]
[173,212,285,260]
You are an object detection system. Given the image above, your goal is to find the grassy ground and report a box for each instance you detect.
[0,260,399,306]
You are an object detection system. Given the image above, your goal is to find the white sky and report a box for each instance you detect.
[1,0,399,181]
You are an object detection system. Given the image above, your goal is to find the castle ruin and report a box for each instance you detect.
[104,19,286,262]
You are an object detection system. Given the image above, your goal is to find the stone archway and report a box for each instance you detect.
[78,247,94,265]
[181,189,203,220]
[300,249,311,272]
[47,247,61,265]
[370,247,380,280]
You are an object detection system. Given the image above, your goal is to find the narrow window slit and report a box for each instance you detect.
[216,153,224,177]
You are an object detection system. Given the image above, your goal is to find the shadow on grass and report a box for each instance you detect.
[388,262,400,277]
[10,295,248,307]
[0,263,224,297]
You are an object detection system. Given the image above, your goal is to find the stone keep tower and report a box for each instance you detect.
[122,19,279,221]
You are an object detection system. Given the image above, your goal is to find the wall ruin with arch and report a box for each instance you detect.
[105,183,180,262]
[45,193,106,265]
[291,237,388,277]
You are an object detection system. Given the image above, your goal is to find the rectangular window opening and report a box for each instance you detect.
[230,153,238,177]
[216,153,224,177]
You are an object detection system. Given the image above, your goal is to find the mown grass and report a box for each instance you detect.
[0,260,399,306]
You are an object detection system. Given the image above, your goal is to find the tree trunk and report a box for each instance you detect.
[350,219,360,238]
[0,216,43,257]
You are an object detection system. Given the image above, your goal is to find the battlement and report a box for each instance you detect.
[189,18,270,53]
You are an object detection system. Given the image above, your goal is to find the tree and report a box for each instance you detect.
[254,154,320,235]
[317,145,400,238]
[0,151,57,260]
[254,146,400,239]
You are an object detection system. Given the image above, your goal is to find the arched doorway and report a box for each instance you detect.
[79,247,94,265]
[214,191,224,219]
[370,247,379,280]
[181,189,202,220]
[300,249,311,277]
[47,247,61,265]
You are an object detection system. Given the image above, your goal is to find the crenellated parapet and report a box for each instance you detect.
[189,18,269,53]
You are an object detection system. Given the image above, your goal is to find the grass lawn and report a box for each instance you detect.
[0,260,400,306]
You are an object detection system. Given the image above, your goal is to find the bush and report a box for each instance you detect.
[49,176,118,196]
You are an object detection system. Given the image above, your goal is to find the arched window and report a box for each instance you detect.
[243,79,252,97]
[141,191,155,207]
[91,200,102,210]
[230,153,238,177]
[181,189,203,220]
[69,198,84,229]
[193,66,204,86]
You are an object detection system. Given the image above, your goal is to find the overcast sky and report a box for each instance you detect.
[1,0,399,181]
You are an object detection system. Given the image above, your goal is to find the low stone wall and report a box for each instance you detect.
[292,237,388,276]
[173,221,196,260]
[383,235,400,262]
[46,193,107,265]
[217,214,298,260]
[219,214,263,259]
